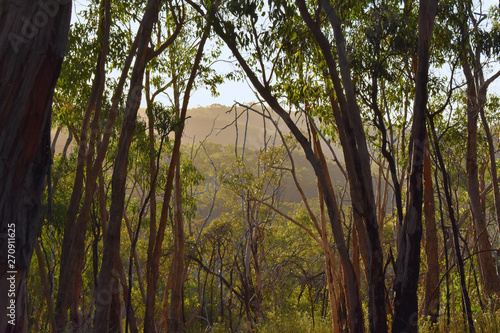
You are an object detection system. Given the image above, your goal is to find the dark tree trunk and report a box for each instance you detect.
[428,116,475,332]
[299,1,387,330]
[143,81,158,333]
[392,1,437,332]
[211,16,365,331]
[423,143,439,322]
[0,1,71,332]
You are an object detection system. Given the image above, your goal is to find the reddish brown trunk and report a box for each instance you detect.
[145,142,179,333]
[324,246,341,332]
[0,1,71,332]
[215,25,364,333]
[298,1,387,330]
[145,25,209,333]
[56,1,111,329]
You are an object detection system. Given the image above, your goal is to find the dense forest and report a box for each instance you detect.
[2,0,500,332]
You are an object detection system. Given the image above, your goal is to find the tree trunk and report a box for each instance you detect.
[215,28,364,333]
[423,143,439,322]
[463,63,500,297]
[428,115,475,333]
[143,91,158,333]
[145,23,209,333]
[211,4,365,331]
[168,164,186,333]
[0,1,71,332]
[480,106,500,239]
[35,239,56,333]
[392,1,437,332]
[299,1,387,330]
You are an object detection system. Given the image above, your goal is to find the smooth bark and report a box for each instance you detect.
[145,21,209,333]
[299,1,387,330]
[210,8,364,330]
[55,1,111,329]
[463,62,500,297]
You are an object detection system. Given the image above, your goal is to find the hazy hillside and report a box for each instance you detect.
[183,104,290,150]
[138,103,344,161]
[186,104,345,162]
[53,104,349,204]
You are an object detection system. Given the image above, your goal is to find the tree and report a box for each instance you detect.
[12,0,500,331]
[392,0,438,332]
[200,0,388,329]
[55,1,112,329]
[0,1,71,332]
[423,142,440,322]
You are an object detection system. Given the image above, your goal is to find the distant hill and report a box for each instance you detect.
[174,104,344,164]
[182,104,289,150]
[53,104,349,203]
[177,104,348,203]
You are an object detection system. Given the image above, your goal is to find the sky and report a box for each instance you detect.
[182,47,258,108]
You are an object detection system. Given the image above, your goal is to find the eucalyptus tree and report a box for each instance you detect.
[420,3,500,329]
[0,1,71,332]
[137,4,221,331]
[150,23,213,333]
[55,1,113,329]
[187,136,329,331]
[53,0,163,329]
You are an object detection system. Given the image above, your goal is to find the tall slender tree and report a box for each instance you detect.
[392,0,438,332]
